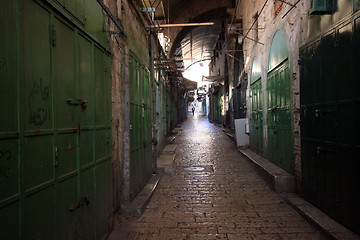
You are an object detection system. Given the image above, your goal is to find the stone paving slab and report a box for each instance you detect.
[109,115,331,240]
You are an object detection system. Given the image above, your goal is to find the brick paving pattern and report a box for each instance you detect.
[109,115,329,240]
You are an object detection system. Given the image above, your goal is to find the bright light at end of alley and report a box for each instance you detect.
[182,61,210,83]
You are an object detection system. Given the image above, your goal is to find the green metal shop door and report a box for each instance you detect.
[267,30,293,173]
[0,1,112,239]
[161,75,167,144]
[250,57,263,154]
[129,53,153,200]
[250,81,263,154]
[300,18,360,233]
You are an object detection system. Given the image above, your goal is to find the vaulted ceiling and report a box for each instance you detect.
[141,0,233,70]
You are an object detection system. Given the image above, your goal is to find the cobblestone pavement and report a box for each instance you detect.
[109,115,329,240]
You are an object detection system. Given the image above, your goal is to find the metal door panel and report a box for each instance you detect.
[338,145,359,228]
[0,202,19,239]
[54,17,76,130]
[95,161,110,240]
[1,0,112,238]
[79,168,96,239]
[0,139,19,202]
[23,0,52,131]
[321,143,339,213]
[338,23,354,100]
[94,47,106,126]
[322,31,337,102]
[64,0,86,23]
[356,17,360,99]
[24,187,54,239]
[336,102,355,144]
[78,35,94,127]
[56,133,77,177]
[23,136,54,190]
[129,53,152,199]
[0,1,18,133]
[79,131,94,167]
[307,105,322,140]
[52,15,79,239]
[267,61,293,173]
[55,176,78,240]
[105,54,112,127]
[250,80,263,154]
[95,129,107,161]
[301,18,360,233]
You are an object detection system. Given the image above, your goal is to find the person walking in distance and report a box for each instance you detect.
[191,106,195,115]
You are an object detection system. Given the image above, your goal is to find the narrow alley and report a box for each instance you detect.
[109,115,327,240]
[1,0,360,239]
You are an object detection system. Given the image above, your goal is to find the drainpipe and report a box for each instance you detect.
[149,32,157,173]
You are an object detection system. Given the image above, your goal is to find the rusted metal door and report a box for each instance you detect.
[129,52,153,200]
[300,17,360,234]
[0,0,112,239]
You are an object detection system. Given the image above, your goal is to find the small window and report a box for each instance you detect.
[309,0,335,15]
[355,0,360,11]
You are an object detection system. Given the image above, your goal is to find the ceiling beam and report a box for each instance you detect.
[150,22,214,28]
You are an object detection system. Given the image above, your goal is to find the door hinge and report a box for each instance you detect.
[50,24,56,46]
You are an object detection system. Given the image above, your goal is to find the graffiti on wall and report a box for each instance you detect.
[29,78,50,125]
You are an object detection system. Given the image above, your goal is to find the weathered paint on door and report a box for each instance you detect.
[129,52,153,200]
[250,57,263,154]
[267,30,293,173]
[300,15,360,233]
[0,0,112,239]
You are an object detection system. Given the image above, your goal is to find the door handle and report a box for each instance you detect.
[68,201,81,212]
[66,98,88,110]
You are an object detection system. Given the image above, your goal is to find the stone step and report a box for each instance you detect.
[161,144,177,155]
[157,154,175,174]
[239,148,296,193]
[167,136,176,144]
[287,197,360,240]
[121,174,160,217]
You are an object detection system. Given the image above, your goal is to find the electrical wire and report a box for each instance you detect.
[242,0,269,44]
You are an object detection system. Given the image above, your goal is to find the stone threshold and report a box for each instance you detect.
[238,148,296,193]
[121,174,160,217]
[287,196,360,240]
